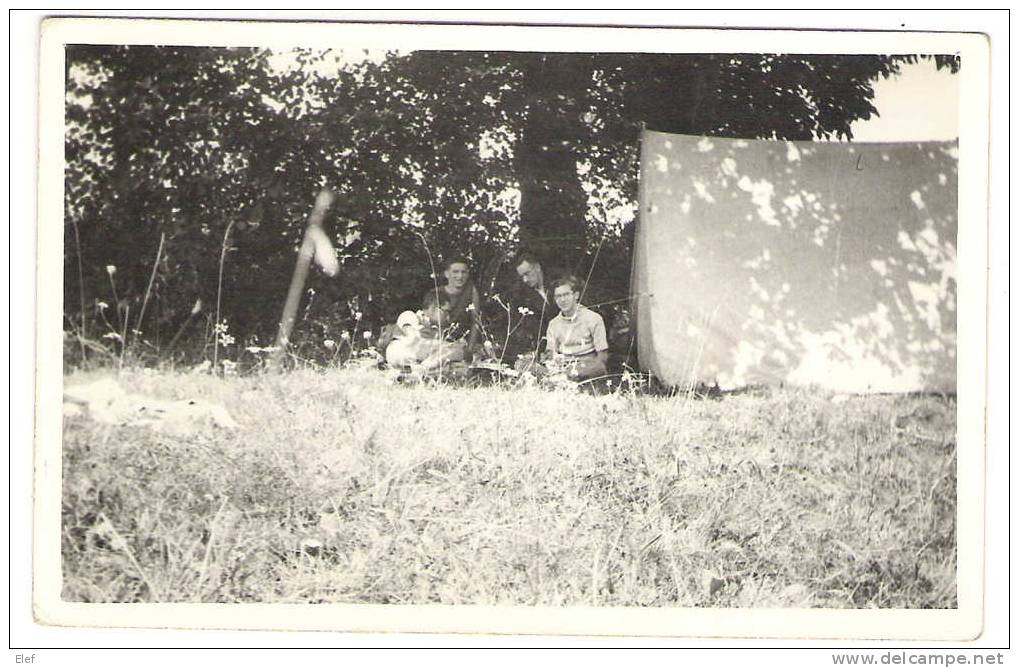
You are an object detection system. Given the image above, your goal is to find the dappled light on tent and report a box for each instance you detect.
[632,130,957,393]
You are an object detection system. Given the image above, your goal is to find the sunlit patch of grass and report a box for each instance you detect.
[61,367,956,607]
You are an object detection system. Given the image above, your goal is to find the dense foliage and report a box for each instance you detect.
[63,45,958,365]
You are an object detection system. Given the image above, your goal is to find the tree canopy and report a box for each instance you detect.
[63,45,958,364]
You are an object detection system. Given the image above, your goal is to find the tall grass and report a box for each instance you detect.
[61,366,957,607]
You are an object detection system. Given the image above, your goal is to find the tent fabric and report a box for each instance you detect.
[632,130,957,393]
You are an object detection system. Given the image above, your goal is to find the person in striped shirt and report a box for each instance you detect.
[542,275,608,381]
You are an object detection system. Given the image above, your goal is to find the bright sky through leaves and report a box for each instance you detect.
[851,59,959,141]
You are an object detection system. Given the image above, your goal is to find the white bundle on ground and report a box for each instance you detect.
[63,377,239,432]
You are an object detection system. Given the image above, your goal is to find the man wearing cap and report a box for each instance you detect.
[385,311,426,367]
[385,310,465,373]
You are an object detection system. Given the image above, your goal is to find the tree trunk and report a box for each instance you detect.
[515,55,591,272]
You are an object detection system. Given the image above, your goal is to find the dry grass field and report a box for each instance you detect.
[60,365,957,608]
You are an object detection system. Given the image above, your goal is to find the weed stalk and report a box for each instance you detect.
[214,220,236,374]
[69,217,88,362]
[133,231,166,349]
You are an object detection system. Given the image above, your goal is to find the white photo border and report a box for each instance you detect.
[30,14,991,641]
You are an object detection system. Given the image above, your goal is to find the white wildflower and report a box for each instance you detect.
[245,345,279,354]
[340,331,351,340]
[324,339,336,349]
[191,299,203,315]
[354,311,363,321]
[96,301,108,311]
[105,265,116,276]
[102,332,122,341]
[363,330,372,340]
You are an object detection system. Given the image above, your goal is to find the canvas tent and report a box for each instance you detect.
[631,130,957,393]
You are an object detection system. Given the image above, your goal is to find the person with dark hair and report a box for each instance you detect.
[421,255,481,361]
[498,252,557,366]
[541,275,609,381]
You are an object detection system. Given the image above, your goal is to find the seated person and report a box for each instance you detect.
[385,311,428,367]
[422,256,482,361]
[385,309,465,375]
[519,275,608,382]
[503,252,557,367]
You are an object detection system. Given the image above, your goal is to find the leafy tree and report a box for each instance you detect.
[66,45,296,351]
[63,45,957,364]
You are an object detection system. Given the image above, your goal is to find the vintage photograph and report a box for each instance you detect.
[36,16,989,637]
